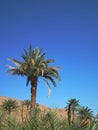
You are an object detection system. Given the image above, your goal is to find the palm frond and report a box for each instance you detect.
[8,58,21,67]
[46,59,55,63]
[48,67,61,81]
[7,65,16,70]
[49,66,61,70]
[43,75,56,87]
[43,79,51,97]
[31,58,35,67]
[29,44,33,57]
[39,48,44,55]
[26,76,30,86]
[40,68,44,76]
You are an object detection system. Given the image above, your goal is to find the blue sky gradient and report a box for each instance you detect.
[0,0,98,114]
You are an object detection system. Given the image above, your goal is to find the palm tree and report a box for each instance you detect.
[77,106,93,126]
[65,98,79,125]
[67,103,71,126]
[7,45,61,107]
[1,99,18,115]
[23,99,31,111]
[67,98,79,124]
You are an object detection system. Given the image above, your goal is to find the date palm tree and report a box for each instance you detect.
[67,98,79,124]
[1,99,18,115]
[78,106,93,121]
[66,98,79,125]
[67,103,71,126]
[7,45,61,107]
[23,99,31,111]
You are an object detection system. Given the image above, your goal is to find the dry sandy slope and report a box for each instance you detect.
[0,96,68,119]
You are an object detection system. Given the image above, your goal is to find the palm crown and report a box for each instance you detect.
[78,106,93,121]
[1,99,18,115]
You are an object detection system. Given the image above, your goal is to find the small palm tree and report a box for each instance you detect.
[78,106,93,122]
[67,103,71,126]
[66,98,79,125]
[67,98,79,123]
[23,99,31,111]
[7,45,61,107]
[1,99,18,115]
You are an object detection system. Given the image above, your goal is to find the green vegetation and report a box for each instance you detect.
[66,98,79,125]
[1,99,18,115]
[22,99,31,111]
[0,98,98,130]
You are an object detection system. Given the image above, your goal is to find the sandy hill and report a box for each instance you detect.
[0,96,68,119]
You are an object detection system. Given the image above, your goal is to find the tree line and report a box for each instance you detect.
[0,98,98,129]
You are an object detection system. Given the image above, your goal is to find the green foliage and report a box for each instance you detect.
[0,111,5,130]
[77,106,93,121]
[66,98,79,125]
[41,110,61,130]
[1,99,18,115]
[7,45,61,87]
[3,115,21,130]
[0,106,98,130]
[22,105,41,130]
[22,99,31,111]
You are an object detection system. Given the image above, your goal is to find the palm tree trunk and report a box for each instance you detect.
[72,110,75,124]
[21,104,24,122]
[67,104,71,126]
[31,77,38,108]
[8,109,11,116]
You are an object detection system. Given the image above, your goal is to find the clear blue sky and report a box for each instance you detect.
[0,0,98,114]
